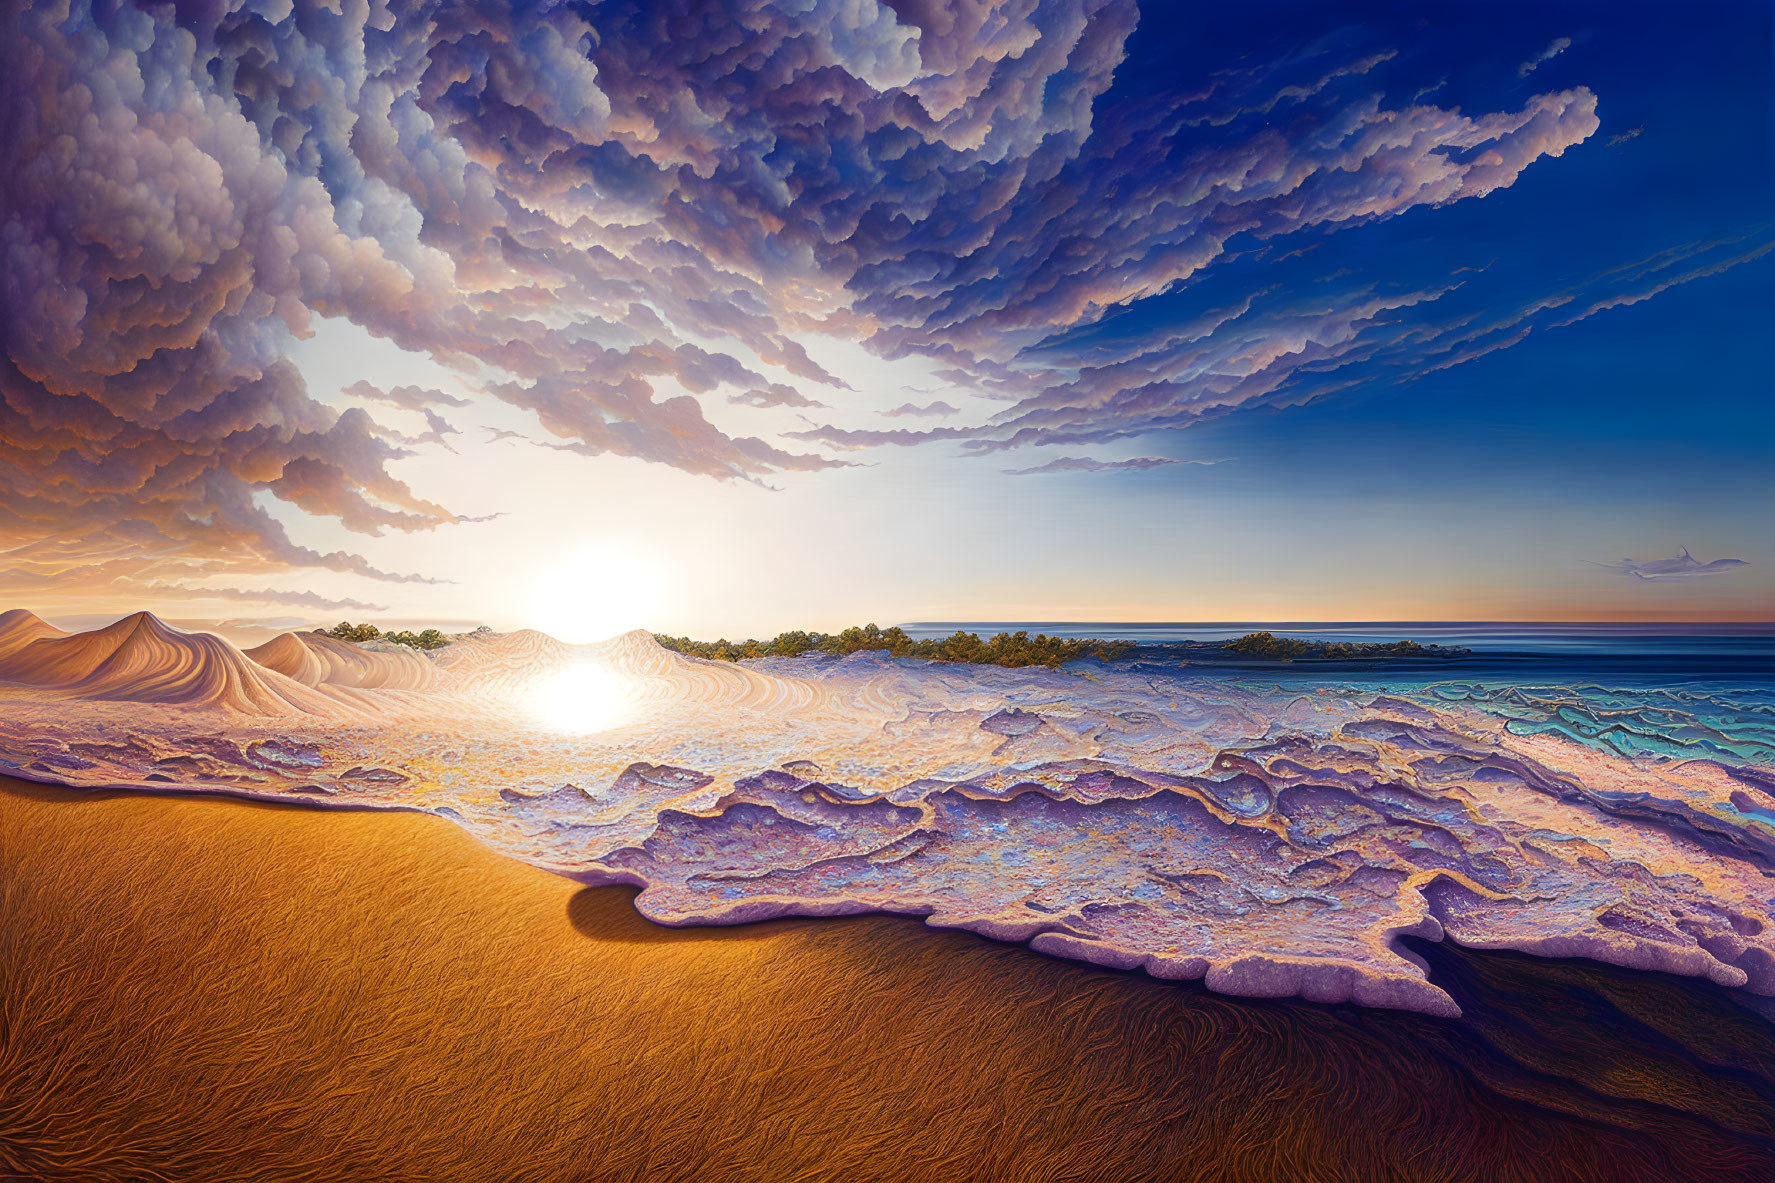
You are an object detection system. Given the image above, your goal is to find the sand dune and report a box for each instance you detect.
[1,609,854,723]
[3,779,1771,1182]
[434,627,702,697]
[246,631,440,692]
[429,627,577,697]
[0,611,338,714]
[0,605,864,730]
[0,609,67,660]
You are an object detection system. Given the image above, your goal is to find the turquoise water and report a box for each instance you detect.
[901,622,1775,766]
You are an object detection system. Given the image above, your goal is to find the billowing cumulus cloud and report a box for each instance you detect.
[0,0,983,597]
[0,0,1752,605]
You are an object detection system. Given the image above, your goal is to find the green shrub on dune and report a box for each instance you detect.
[318,622,450,651]
[320,621,383,643]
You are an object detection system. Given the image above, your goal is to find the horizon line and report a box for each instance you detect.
[899,619,1775,628]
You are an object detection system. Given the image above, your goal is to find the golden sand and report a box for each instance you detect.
[3,778,1772,1182]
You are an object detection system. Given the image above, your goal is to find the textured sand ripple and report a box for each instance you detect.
[246,632,440,692]
[0,612,340,715]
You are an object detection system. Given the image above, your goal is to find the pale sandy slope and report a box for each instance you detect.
[0,609,67,659]
[0,611,452,715]
[245,630,440,692]
[0,611,339,714]
[0,608,876,720]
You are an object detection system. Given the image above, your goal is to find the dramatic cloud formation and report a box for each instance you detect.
[791,229,1774,456]
[882,401,961,418]
[0,1,1762,607]
[1588,549,1750,582]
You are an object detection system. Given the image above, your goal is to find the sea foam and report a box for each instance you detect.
[1,623,1771,1017]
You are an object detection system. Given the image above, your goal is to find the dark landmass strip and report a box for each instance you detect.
[653,625,1468,668]
[654,624,1135,667]
[1136,630,1474,664]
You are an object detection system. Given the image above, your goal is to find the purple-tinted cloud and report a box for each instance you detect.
[0,0,1746,603]
[730,385,827,410]
[1004,455,1218,475]
[144,585,392,613]
[344,381,471,412]
[380,408,463,453]
[1588,549,1750,582]
[1548,237,1775,329]
[1518,36,1572,78]
[791,229,1771,457]
[882,401,961,418]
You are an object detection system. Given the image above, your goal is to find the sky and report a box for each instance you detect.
[1,0,1770,638]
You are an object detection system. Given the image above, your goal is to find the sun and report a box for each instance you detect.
[527,664,635,733]
[525,543,667,644]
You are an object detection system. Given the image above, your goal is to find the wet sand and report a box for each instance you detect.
[3,776,1772,1182]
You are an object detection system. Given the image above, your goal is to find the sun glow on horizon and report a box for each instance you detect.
[527,663,636,733]
[525,543,668,644]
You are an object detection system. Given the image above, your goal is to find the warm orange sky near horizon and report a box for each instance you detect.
[10,310,1767,643]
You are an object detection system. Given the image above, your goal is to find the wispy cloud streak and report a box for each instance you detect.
[1004,455,1221,475]
[1587,549,1750,582]
[1518,37,1572,78]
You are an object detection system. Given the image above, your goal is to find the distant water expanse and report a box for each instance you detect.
[900,620,1775,766]
[898,620,1775,642]
[899,621,1775,684]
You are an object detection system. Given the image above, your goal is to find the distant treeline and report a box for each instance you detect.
[653,624,1135,668]
[1220,632,1465,660]
[653,625,1467,668]
[313,619,1459,666]
[317,621,451,651]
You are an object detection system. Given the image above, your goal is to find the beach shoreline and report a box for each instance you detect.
[4,776,1773,1181]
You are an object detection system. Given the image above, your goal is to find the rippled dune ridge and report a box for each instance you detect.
[1,610,1771,1018]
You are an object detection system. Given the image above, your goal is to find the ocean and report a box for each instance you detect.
[899,620,1774,678]
[899,621,1775,763]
